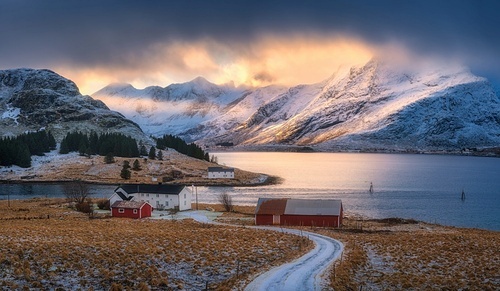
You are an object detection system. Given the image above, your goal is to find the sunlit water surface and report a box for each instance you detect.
[1,152,499,230]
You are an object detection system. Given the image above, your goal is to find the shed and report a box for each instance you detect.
[111,200,153,219]
[255,198,343,227]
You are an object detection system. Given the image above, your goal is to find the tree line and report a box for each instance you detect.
[0,130,56,168]
[156,134,209,161]
[59,131,140,158]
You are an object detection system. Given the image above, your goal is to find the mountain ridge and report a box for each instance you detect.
[0,68,146,142]
[93,59,500,152]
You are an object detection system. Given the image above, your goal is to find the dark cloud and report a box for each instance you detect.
[1,0,499,84]
[253,71,275,84]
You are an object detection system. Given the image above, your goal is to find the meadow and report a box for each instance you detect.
[322,217,500,290]
[0,199,311,290]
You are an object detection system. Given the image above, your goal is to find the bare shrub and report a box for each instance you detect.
[96,199,110,210]
[218,192,233,212]
[63,180,91,205]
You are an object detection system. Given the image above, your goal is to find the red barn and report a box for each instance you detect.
[111,201,153,219]
[255,198,343,227]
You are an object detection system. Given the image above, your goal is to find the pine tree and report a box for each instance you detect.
[157,150,163,160]
[132,159,141,171]
[140,144,148,156]
[120,161,131,179]
[104,152,115,164]
[148,146,156,160]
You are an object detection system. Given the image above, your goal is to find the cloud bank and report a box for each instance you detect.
[0,0,499,94]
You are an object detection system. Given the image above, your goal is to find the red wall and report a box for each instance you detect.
[255,214,274,225]
[255,214,342,227]
[141,204,152,218]
[282,215,341,227]
[112,204,152,219]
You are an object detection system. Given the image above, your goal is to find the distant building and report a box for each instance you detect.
[110,200,153,219]
[255,198,343,227]
[208,167,235,179]
[109,184,192,211]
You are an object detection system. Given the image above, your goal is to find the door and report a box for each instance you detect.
[273,215,280,225]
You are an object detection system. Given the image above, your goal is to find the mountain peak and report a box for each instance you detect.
[0,68,81,97]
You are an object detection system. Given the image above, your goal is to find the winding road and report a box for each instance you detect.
[245,227,344,291]
[180,211,344,290]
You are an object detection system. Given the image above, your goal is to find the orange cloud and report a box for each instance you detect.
[57,35,374,95]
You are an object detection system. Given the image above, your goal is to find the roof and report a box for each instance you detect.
[111,200,151,209]
[116,184,186,195]
[285,199,342,216]
[255,198,288,215]
[208,167,234,173]
[255,198,342,216]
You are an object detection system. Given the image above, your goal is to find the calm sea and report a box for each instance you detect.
[204,152,500,231]
[1,152,499,231]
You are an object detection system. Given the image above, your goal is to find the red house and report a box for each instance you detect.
[111,200,153,219]
[255,198,343,227]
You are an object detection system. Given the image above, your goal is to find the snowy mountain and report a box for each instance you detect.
[94,60,500,151]
[0,69,145,141]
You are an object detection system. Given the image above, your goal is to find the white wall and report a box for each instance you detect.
[134,186,192,211]
[208,171,235,179]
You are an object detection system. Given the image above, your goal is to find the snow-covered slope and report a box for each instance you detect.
[94,60,500,151]
[0,69,146,141]
[93,77,255,137]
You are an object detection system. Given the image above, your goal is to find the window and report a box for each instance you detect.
[184,193,186,199]
[184,201,186,205]
[146,193,149,197]
[141,193,144,197]
[156,194,159,197]
[118,208,124,213]
[133,209,138,214]
[166,202,169,206]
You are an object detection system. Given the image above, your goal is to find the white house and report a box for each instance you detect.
[208,167,235,179]
[109,184,192,211]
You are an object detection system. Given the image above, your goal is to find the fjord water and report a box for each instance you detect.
[1,152,498,231]
[205,152,500,231]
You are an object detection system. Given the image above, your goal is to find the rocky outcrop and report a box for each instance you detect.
[0,69,145,141]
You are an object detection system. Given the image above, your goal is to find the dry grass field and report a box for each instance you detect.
[1,198,498,290]
[319,217,500,290]
[213,208,499,290]
[0,199,312,290]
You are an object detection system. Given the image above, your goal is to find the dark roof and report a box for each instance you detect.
[116,184,186,195]
[208,167,234,172]
[255,198,288,215]
[255,198,342,216]
[111,200,150,209]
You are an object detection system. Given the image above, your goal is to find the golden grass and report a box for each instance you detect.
[0,199,312,290]
[319,217,500,290]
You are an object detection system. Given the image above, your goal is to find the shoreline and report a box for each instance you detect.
[208,145,500,158]
[0,174,283,187]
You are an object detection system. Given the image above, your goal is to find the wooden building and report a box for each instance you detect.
[207,167,235,179]
[255,198,343,227]
[111,200,153,219]
[109,184,192,211]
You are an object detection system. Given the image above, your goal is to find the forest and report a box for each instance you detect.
[156,134,209,161]
[0,130,56,168]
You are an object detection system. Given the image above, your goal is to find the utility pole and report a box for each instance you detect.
[7,180,10,208]
[196,186,198,210]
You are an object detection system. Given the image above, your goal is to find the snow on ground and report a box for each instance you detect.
[244,228,343,291]
[163,210,344,291]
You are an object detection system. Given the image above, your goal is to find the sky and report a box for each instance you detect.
[1,0,499,95]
